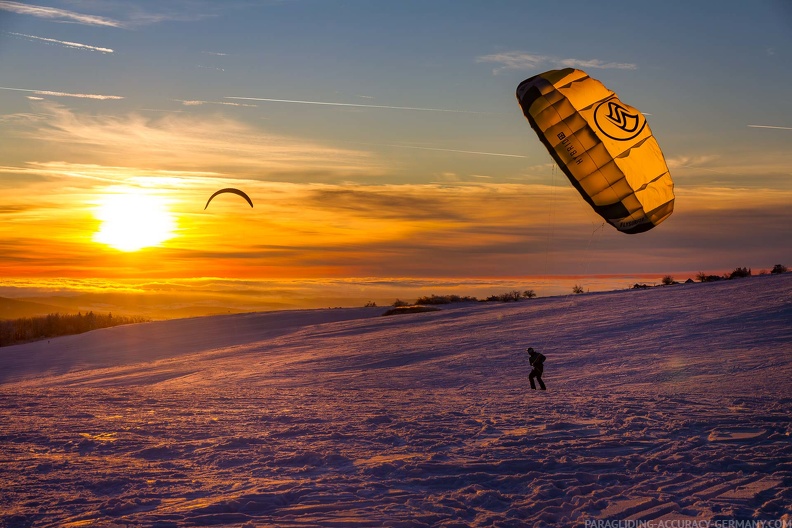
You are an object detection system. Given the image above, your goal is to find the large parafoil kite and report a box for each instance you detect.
[516,68,674,233]
[204,188,254,210]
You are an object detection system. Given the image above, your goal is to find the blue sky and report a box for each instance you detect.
[0,1,790,302]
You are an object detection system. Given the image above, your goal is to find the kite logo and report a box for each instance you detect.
[618,216,648,229]
[594,98,646,141]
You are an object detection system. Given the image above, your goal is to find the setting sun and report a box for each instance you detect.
[93,191,176,252]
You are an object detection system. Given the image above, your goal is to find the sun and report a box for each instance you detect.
[93,191,176,251]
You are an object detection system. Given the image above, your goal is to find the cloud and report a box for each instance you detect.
[666,155,720,170]
[667,150,792,184]
[115,6,216,26]
[557,58,637,70]
[33,90,122,100]
[159,181,594,280]
[477,51,637,74]
[6,32,113,53]
[748,124,792,131]
[377,144,528,159]
[0,1,122,27]
[476,52,549,72]
[0,1,221,29]
[0,86,123,100]
[0,162,223,187]
[224,96,491,114]
[15,101,382,180]
[177,99,256,108]
[196,183,792,278]
[3,154,791,281]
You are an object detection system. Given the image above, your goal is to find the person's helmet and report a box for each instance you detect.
[527,347,535,353]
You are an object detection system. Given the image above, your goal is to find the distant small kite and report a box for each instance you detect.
[204,188,253,210]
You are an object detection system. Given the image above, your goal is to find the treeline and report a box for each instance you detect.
[379,290,538,308]
[696,264,787,283]
[632,264,788,289]
[0,312,150,347]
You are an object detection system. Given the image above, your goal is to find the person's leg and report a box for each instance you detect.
[529,370,537,390]
[537,373,546,390]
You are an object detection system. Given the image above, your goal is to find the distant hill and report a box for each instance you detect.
[0,297,74,320]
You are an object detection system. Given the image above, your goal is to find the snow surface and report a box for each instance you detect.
[1,274,791,527]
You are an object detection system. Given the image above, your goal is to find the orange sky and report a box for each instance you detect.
[0,100,789,288]
[1,0,790,310]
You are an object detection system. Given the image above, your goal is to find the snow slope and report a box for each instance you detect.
[1,274,791,527]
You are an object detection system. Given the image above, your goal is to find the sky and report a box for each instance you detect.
[0,0,790,310]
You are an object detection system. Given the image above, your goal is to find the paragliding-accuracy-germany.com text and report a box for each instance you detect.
[585,520,791,528]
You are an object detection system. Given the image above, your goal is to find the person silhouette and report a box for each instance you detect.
[527,347,546,390]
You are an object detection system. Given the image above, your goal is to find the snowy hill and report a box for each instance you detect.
[1,274,791,527]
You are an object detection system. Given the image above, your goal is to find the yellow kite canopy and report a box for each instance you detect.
[516,69,674,234]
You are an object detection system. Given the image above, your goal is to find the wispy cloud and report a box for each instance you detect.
[666,155,720,170]
[377,144,528,159]
[748,124,792,130]
[0,1,122,27]
[477,52,549,72]
[16,102,381,179]
[0,1,219,29]
[32,90,122,100]
[116,7,216,26]
[477,51,637,74]
[667,150,792,183]
[557,58,637,70]
[178,99,256,108]
[224,96,491,114]
[6,32,113,53]
[0,86,123,100]
[0,162,223,187]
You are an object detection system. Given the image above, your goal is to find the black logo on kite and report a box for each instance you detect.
[593,98,646,141]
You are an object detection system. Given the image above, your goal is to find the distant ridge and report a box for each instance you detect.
[0,297,73,320]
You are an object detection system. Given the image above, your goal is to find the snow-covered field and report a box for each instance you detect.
[1,274,791,527]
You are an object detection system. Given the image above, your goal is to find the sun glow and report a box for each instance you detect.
[93,191,176,251]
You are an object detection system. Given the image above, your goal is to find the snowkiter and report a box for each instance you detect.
[527,347,546,390]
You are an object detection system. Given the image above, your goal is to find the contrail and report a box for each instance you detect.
[177,99,256,108]
[748,124,792,130]
[381,143,528,158]
[7,32,113,53]
[0,86,123,100]
[0,1,122,27]
[224,96,491,114]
